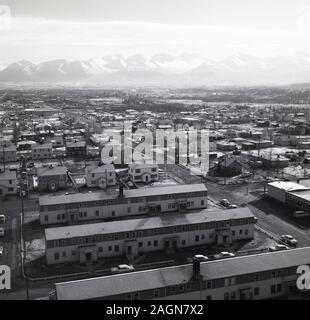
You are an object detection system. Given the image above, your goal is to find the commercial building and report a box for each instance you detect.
[39,184,208,225]
[85,164,116,189]
[31,143,53,160]
[52,247,309,300]
[37,166,68,192]
[267,181,310,212]
[45,207,256,265]
[0,170,18,197]
[129,163,159,183]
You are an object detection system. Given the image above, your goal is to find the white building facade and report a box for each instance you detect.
[129,163,159,183]
[45,207,255,265]
[85,164,116,189]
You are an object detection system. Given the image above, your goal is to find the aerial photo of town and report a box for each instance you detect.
[1,0,310,306]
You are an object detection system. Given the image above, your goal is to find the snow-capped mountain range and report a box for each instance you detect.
[1,53,310,86]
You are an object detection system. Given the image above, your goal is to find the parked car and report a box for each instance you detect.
[279,235,298,247]
[0,245,3,256]
[214,251,235,259]
[220,199,230,207]
[219,199,237,209]
[0,227,4,237]
[110,264,135,274]
[0,214,6,224]
[293,210,310,218]
[188,254,209,262]
[269,244,289,252]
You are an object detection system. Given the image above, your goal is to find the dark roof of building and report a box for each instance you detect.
[39,183,207,206]
[45,207,253,241]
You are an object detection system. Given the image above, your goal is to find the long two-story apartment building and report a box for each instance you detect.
[39,184,208,225]
[45,207,256,265]
[52,247,309,300]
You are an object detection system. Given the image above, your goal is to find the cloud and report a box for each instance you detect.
[0,17,310,63]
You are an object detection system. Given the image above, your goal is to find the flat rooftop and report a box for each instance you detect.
[39,183,208,206]
[268,181,310,192]
[55,247,310,300]
[45,207,254,241]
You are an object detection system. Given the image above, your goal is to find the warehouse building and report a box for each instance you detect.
[45,207,256,265]
[39,183,208,225]
[52,247,309,300]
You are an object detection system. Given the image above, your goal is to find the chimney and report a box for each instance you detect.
[119,185,124,197]
[192,257,201,281]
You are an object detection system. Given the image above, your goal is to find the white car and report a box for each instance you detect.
[110,264,135,274]
[192,254,209,262]
[0,245,3,256]
[214,251,235,259]
[280,235,298,247]
[0,227,4,237]
[269,244,289,252]
[0,214,5,224]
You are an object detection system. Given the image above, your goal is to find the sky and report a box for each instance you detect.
[1,0,310,64]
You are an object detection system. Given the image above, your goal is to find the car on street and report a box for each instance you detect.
[188,254,209,262]
[0,227,4,237]
[110,264,135,274]
[279,235,298,247]
[269,244,289,252]
[214,251,235,259]
[0,245,3,256]
[293,210,310,218]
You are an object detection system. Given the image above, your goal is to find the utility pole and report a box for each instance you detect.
[20,155,29,300]
[2,145,5,171]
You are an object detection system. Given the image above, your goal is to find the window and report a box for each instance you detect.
[44,215,48,222]
[224,292,230,300]
[232,230,235,236]
[98,247,103,252]
[231,292,236,300]
[277,284,282,293]
[206,295,212,300]
[62,251,66,257]
[207,281,212,289]
[95,210,99,216]
[271,284,276,294]
[114,245,119,252]
[239,229,243,235]
[181,240,186,246]
[57,214,61,220]
[148,241,151,246]
[254,287,259,296]
[201,200,204,206]
[127,207,131,213]
[154,289,160,298]
[154,240,158,247]
[195,235,199,242]
[54,252,59,260]
[245,229,248,235]
[112,211,115,216]
[62,214,65,220]
[108,246,112,251]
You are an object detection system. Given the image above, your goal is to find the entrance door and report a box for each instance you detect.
[86,252,92,262]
